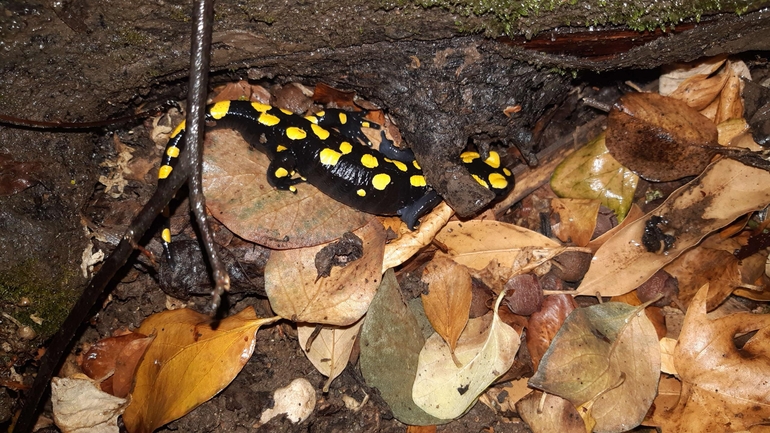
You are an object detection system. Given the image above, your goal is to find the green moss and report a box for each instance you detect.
[118,28,151,47]
[394,0,767,36]
[0,260,80,339]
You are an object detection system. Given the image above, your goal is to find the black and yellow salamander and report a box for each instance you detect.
[158,100,514,235]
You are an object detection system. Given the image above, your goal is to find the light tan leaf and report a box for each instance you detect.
[266,219,386,325]
[576,158,770,297]
[52,375,128,433]
[551,198,601,247]
[659,55,727,96]
[715,60,751,124]
[256,378,316,427]
[122,308,279,433]
[550,133,639,220]
[435,220,564,271]
[516,390,586,433]
[421,257,473,354]
[412,291,520,419]
[298,319,364,392]
[659,337,678,375]
[528,302,660,433]
[382,201,454,271]
[651,285,770,432]
[666,69,729,111]
[203,129,372,249]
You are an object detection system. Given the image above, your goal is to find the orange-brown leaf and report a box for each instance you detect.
[525,294,577,372]
[421,256,473,354]
[122,307,279,433]
[665,247,741,311]
[550,198,601,247]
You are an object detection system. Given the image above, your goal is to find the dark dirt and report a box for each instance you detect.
[1,0,769,431]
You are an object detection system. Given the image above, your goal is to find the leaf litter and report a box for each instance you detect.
[66,59,770,433]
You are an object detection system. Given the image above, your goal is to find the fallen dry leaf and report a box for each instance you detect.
[715,60,751,124]
[81,332,151,397]
[412,291,520,420]
[665,246,741,311]
[421,257,473,356]
[650,285,770,432]
[122,308,279,433]
[550,133,638,220]
[435,220,564,272]
[659,55,727,98]
[256,378,316,427]
[52,375,128,433]
[298,319,364,392]
[526,294,578,372]
[551,198,601,247]
[359,270,445,425]
[203,129,373,249]
[516,390,586,433]
[382,201,454,271]
[265,219,386,325]
[529,301,660,433]
[576,158,770,297]
[605,92,718,182]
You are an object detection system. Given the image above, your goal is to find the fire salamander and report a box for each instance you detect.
[158,100,513,246]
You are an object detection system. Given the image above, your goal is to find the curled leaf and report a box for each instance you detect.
[298,319,363,392]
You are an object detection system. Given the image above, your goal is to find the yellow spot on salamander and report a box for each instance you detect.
[361,154,378,168]
[166,146,180,158]
[275,167,289,178]
[286,127,307,140]
[357,189,366,197]
[484,151,501,168]
[251,102,271,112]
[361,121,370,128]
[170,120,186,138]
[338,112,347,124]
[488,172,508,190]
[158,165,173,179]
[305,115,318,124]
[410,175,426,187]
[316,110,326,117]
[503,167,512,176]
[162,228,172,243]
[289,185,297,193]
[389,159,407,172]
[339,141,352,154]
[472,174,488,189]
[320,148,342,166]
[280,108,293,115]
[372,173,391,190]
[461,151,480,163]
[258,112,280,126]
[276,145,288,152]
[311,124,330,140]
[209,101,230,119]
[412,160,421,170]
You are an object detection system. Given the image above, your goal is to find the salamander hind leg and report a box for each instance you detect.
[397,190,442,230]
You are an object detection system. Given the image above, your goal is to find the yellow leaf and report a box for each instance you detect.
[122,307,279,433]
[435,220,564,272]
[265,219,386,325]
[421,257,472,355]
[550,133,638,220]
[576,158,770,297]
[550,198,601,247]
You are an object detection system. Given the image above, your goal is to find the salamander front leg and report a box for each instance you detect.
[397,190,442,230]
[266,154,305,193]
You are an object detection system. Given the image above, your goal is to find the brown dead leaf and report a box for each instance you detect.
[122,308,279,433]
[650,285,770,432]
[81,332,153,398]
[526,294,577,372]
[203,129,373,249]
[435,220,565,272]
[666,67,730,111]
[576,158,770,297]
[516,390,586,433]
[659,55,727,97]
[265,219,386,325]
[715,60,750,124]
[665,247,741,311]
[421,257,473,356]
[605,92,719,182]
[551,198,601,247]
